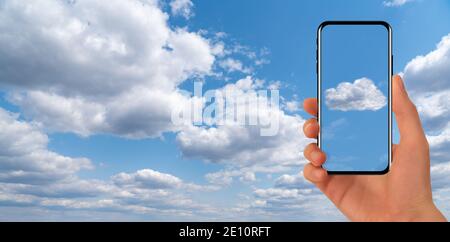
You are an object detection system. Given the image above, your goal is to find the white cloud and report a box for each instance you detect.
[205,170,240,186]
[414,91,450,133]
[0,110,172,218]
[284,100,301,112]
[325,77,387,111]
[170,0,194,19]
[8,91,106,137]
[10,179,114,199]
[0,0,311,220]
[401,33,450,165]
[219,58,252,74]
[1,0,446,222]
[254,188,312,200]
[0,0,216,138]
[427,123,450,163]
[245,187,343,221]
[428,124,450,151]
[9,88,194,138]
[0,164,221,220]
[431,162,450,190]
[112,169,183,189]
[267,81,281,90]
[234,76,265,90]
[177,77,309,181]
[205,169,257,186]
[383,0,414,7]
[0,0,271,140]
[0,108,93,185]
[401,34,450,156]
[274,173,311,189]
[403,34,450,95]
[398,33,450,218]
[240,172,256,182]
[228,174,341,221]
[111,169,219,192]
[0,0,352,221]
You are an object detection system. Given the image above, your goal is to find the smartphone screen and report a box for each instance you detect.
[317,21,392,174]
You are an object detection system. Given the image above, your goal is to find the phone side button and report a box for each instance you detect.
[391,54,394,75]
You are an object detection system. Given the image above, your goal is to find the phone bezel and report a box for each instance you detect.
[317,21,393,175]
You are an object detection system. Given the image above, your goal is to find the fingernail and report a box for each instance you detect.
[395,75,406,93]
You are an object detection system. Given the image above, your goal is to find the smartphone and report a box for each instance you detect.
[317,21,392,174]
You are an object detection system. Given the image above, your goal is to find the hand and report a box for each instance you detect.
[302,75,447,222]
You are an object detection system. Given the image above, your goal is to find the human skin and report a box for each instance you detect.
[302,75,447,222]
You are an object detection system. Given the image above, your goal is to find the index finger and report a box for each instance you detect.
[303,98,318,117]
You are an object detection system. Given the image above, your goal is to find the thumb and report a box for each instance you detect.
[392,75,427,146]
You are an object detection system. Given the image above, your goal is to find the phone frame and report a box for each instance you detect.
[317,21,392,175]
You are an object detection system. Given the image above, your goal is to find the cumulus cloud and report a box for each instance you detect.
[177,77,309,183]
[232,174,342,221]
[0,108,93,185]
[205,170,240,186]
[0,0,212,93]
[401,34,450,154]
[218,58,252,74]
[414,91,450,133]
[205,169,258,186]
[254,188,313,200]
[1,108,180,216]
[170,0,194,19]
[0,165,220,220]
[401,33,450,166]
[0,0,354,221]
[0,0,215,138]
[284,100,301,112]
[325,77,387,111]
[403,34,450,95]
[428,123,450,150]
[1,0,447,222]
[427,121,450,163]
[0,0,272,140]
[112,169,183,189]
[0,0,314,220]
[9,88,196,138]
[383,0,414,7]
[397,33,450,218]
[274,173,312,189]
[244,187,343,221]
[431,162,450,190]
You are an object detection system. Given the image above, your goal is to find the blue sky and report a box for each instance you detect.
[0,0,450,221]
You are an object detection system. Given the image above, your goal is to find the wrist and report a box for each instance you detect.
[409,203,447,222]
[385,202,447,222]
